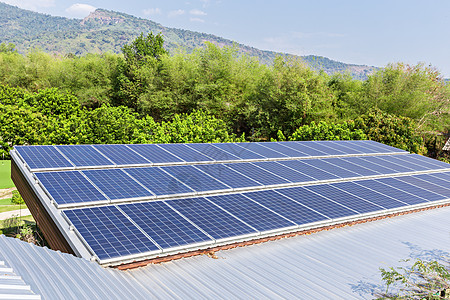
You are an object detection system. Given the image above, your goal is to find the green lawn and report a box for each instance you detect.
[0,160,14,189]
[0,198,12,205]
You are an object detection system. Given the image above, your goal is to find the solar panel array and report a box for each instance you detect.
[12,141,450,265]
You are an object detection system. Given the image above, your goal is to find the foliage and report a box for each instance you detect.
[289,120,367,141]
[10,190,24,205]
[376,258,450,299]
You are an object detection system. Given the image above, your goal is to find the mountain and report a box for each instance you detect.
[0,3,377,80]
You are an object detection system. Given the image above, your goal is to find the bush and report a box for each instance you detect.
[11,190,24,205]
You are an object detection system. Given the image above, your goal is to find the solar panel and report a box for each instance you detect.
[413,174,450,195]
[277,186,357,219]
[376,177,446,202]
[93,145,150,165]
[252,161,316,183]
[395,175,450,198]
[63,206,160,260]
[35,171,108,206]
[407,154,450,169]
[256,142,309,157]
[376,155,429,172]
[331,181,407,209]
[361,140,406,153]
[185,143,241,161]
[161,165,231,192]
[83,169,153,200]
[234,142,288,159]
[301,159,360,178]
[355,179,428,205]
[15,145,73,170]
[212,143,265,160]
[122,167,194,196]
[158,143,213,162]
[324,157,380,176]
[326,140,378,154]
[193,164,263,189]
[344,157,395,174]
[279,141,328,156]
[359,156,414,173]
[225,162,290,186]
[119,202,213,250]
[56,145,114,167]
[244,190,329,225]
[305,184,383,213]
[393,154,439,170]
[126,144,183,164]
[166,197,258,240]
[317,141,363,155]
[207,194,296,232]
[278,160,339,181]
[301,141,346,156]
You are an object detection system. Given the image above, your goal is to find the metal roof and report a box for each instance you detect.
[1,206,449,299]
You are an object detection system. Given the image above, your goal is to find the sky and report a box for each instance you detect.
[2,0,450,77]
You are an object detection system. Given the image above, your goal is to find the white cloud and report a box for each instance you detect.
[190,17,205,23]
[143,8,162,16]
[1,0,55,11]
[168,9,185,18]
[65,3,96,18]
[189,9,206,16]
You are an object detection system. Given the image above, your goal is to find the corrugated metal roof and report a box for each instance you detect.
[1,206,449,299]
[444,138,450,151]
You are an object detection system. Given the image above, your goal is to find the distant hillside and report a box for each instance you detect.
[0,3,377,80]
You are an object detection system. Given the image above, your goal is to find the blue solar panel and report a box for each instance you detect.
[207,194,296,232]
[302,159,360,178]
[376,177,445,202]
[355,179,427,205]
[359,156,414,173]
[301,141,347,156]
[234,142,288,159]
[344,157,395,174]
[395,175,450,198]
[185,144,241,161]
[393,154,438,170]
[193,164,262,189]
[361,140,406,153]
[15,145,73,169]
[56,145,114,167]
[304,184,383,214]
[63,206,159,260]
[317,141,363,155]
[430,172,450,182]
[376,155,429,172]
[158,144,213,162]
[407,154,450,169]
[225,162,290,186]
[161,165,230,192]
[331,181,406,209]
[119,202,212,249]
[256,142,309,157]
[326,140,378,154]
[93,145,150,165]
[279,141,328,156]
[36,171,108,206]
[212,143,265,160]
[278,160,339,181]
[413,174,450,196]
[166,197,258,240]
[244,190,329,225]
[252,161,316,183]
[123,167,194,196]
[83,169,153,200]
[324,157,380,176]
[127,144,183,164]
[277,186,357,219]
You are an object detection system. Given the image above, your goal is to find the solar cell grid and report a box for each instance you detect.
[304,141,346,156]
[252,161,316,183]
[376,177,445,202]
[225,162,290,186]
[317,141,363,155]
[126,144,183,164]
[396,175,450,198]
[277,186,357,219]
[344,157,395,174]
[244,190,329,225]
[278,160,339,181]
[119,202,212,250]
[327,140,379,154]
[413,174,450,195]
[158,144,213,162]
[361,140,406,153]
[256,142,309,157]
[185,143,241,161]
[355,179,427,205]
[63,206,159,260]
[193,164,263,189]
[166,197,258,240]
[305,184,383,213]
[393,155,437,170]
[212,143,265,160]
[376,155,430,172]
[161,165,230,192]
[56,145,114,167]
[301,159,360,178]
[407,154,450,169]
[123,167,194,196]
[361,156,415,173]
[83,169,153,200]
[324,157,380,176]
[234,142,288,159]
[36,171,108,206]
[93,145,150,165]
[16,145,73,170]
[207,194,296,232]
[280,141,328,156]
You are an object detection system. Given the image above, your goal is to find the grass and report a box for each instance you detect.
[0,215,35,232]
[0,160,14,189]
[0,198,12,205]
[0,198,28,213]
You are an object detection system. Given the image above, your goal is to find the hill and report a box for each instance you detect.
[0,3,377,80]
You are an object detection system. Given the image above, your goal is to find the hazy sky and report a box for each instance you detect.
[2,0,450,76]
